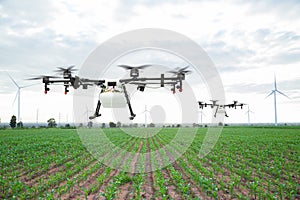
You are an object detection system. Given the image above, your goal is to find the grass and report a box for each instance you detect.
[0,126,299,199]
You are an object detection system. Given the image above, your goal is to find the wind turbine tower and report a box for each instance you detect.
[245,105,254,126]
[142,105,150,128]
[198,110,205,126]
[265,75,289,126]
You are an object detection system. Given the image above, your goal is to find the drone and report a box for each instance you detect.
[29,65,191,120]
[198,100,246,117]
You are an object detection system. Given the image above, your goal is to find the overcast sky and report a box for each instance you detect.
[0,0,299,125]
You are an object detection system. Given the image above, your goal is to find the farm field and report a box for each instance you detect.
[0,127,299,199]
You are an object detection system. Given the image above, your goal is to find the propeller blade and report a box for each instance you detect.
[136,64,151,69]
[67,65,77,70]
[27,77,43,80]
[166,65,191,75]
[118,64,133,69]
[56,67,67,71]
[54,65,77,72]
[118,64,151,70]
[166,70,178,74]
[26,75,60,80]
[178,66,189,72]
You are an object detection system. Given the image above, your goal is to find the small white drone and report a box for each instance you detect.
[198,100,246,117]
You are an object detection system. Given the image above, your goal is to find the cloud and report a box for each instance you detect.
[1,0,300,123]
[240,0,300,21]
[225,78,300,95]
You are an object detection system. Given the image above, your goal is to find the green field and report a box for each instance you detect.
[0,127,299,199]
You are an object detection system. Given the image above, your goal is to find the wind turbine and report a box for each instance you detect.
[198,110,205,126]
[265,75,289,126]
[36,108,39,127]
[141,105,150,127]
[7,73,37,122]
[245,105,254,126]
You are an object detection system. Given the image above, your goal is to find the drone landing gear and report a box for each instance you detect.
[213,105,229,118]
[122,84,136,120]
[225,111,229,117]
[89,100,102,120]
[44,83,50,94]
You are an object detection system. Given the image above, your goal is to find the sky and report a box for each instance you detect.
[0,0,299,125]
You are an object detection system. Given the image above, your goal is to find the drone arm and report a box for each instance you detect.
[121,83,136,120]
[119,76,182,84]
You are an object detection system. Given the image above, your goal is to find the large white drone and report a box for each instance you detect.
[29,65,191,120]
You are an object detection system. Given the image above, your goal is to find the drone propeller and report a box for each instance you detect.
[167,66,192,75]
[118,64,151,78]
[118,64,151,70]
[54,65,78,73]
[27,75,60,80]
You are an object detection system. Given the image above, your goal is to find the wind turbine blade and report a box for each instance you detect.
[265,91,274,99]
[12,91,18,106]
[7,73,19,88]
[276,90,290,99]
[274,73,277,90]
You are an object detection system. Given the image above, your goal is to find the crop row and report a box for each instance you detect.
[0,127,299,199]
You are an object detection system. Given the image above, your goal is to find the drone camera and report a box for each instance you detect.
[137,85,145,92]
[130,68,139,78]
[107,82,117,87]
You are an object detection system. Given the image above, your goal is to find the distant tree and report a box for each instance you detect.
[176,124,181,128]
[122,124,128,128]
[10,115,17,129]
[133,123,138,128]
[88,121,93,128]
[47,118,57,128]
[218,122,223,126]
[101,123,106,128]
[65,123,70,128]
[78,123,83,128]
[17,121,23,128]
[149,123,155,127]
[109,122,116,128]
[116,121,121,128]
